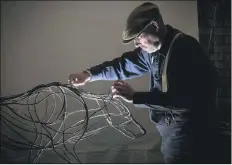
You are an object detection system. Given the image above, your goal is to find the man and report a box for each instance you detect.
[69,2,219,163]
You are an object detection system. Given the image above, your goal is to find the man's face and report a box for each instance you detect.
[134,32,162,54]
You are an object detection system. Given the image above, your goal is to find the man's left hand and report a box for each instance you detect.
[111,80,135,103]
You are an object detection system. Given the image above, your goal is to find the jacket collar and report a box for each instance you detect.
[158,24,179,56]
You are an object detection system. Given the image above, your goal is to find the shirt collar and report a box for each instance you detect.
[157,24,176,56]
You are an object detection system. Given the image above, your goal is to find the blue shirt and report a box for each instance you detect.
[87,25,218,124]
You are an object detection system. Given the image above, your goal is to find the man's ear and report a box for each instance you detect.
[150,21,159,32]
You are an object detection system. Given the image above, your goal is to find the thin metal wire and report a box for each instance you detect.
[0,82,146,163]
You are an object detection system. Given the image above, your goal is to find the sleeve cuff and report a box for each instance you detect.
[133,92,150,104]
[86,69,103,82]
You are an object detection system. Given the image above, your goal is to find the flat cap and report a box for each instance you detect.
[122,2,160,44]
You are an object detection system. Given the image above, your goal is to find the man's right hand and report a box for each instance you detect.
[68,71,91,87]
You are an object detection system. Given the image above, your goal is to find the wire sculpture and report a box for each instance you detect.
[0,82,146,163]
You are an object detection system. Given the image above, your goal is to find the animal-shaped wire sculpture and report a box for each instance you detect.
[1,82,146,163]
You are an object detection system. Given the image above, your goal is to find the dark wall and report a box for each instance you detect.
[198,0,231,124]
[197,0,231,163]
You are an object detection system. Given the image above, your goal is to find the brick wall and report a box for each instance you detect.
[197,0,231,123]
[197,0,231,163]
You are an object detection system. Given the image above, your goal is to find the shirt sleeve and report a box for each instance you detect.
[87,48,151,81]
[133,36,218,109]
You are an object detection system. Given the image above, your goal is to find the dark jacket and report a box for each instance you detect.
[87,25,218,124]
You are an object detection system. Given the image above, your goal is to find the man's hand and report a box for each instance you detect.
[111,80,135,103]
[68,71,91,87]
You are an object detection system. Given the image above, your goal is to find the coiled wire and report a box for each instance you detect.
[0,82,146,163]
